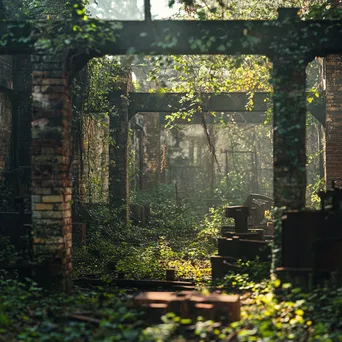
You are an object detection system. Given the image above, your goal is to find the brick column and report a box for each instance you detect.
[325,55,342,188]
[31,51,73,291]
[141,113,161,190]
[272,58,307,209]
[108,69,132,223]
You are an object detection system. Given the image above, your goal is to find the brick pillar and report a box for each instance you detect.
[31,51,73,291]
[141,113,161,190]
[272,58,307,209]
[325,55,342,188]
[108,70,132,223]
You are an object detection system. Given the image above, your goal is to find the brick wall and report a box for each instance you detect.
[325,55,342,188]
[31,51,73,291]
[0,91,12,170]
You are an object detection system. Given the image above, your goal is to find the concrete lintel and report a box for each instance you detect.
[129,92,325,125]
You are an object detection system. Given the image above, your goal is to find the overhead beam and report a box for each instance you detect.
[1,11,342,58]
[129,92,326,125]
[91,17,342,58]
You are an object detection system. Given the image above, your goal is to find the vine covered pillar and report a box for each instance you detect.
[272,56,307,209]
[108,69,132,224]
[31,49,73,291]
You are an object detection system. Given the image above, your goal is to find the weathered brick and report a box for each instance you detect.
[33,203,54,211]
[31,53,73,291]
[42,195,64,203]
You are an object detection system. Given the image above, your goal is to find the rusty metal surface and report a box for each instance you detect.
[243,193,274,227]
[222,230,264,241]
[281,211,324,269]
[225,206,250,233]
[135,291,240,322]
[211,255,240,280]
[218,237,270,260]
[278,182,342,287]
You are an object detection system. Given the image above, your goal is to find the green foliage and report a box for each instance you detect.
[0,237,18,264]
[72,57,127,202]
[72,204,134,277]
[88,0,143,20]
[84,57,121,114]
[140,277,342,341]
[0,272,144,341]
[132,184,203,251]
[73,185,214,280]
[270,206,284,273]
[2,270,342,341]
[306,176,325,209]
[0,179,15,212]
[114,237,211,281]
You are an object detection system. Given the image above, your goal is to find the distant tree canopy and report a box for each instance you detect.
[86,0,143,19]
[2,0,76,19]
[145,0,328,116]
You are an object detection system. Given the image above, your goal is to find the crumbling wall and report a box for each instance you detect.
[325,55,342,188]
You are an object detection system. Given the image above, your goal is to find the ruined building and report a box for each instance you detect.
[0,1,342,290]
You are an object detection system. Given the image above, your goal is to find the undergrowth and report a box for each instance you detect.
[1,270,342,341]
[72,185,224,281]
[141,277,342,341]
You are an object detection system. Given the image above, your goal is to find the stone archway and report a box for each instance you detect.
[1,6,342,289]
